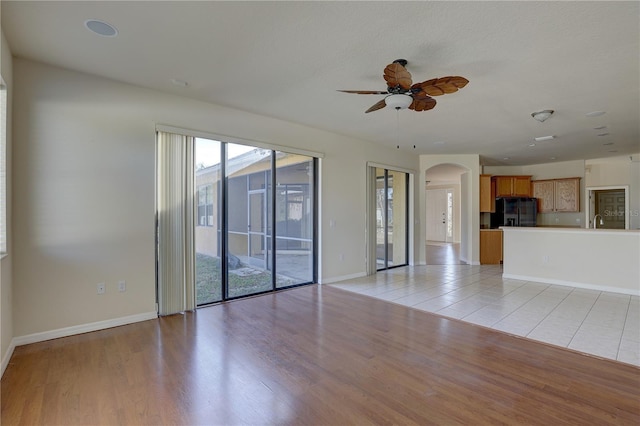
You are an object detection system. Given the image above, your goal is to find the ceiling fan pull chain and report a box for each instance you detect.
[396,108,400,149]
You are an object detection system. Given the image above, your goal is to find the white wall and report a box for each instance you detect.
[12,59,420,338]
[0,28,14,374]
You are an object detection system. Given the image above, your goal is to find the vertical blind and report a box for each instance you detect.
[156,131,196,315]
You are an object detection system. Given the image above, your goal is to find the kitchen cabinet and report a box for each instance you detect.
[492,176,532,197]
[532,177,580,213]
[480,229,503,264]
[479,174,495,213]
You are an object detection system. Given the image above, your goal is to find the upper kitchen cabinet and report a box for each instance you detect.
[532,177,581,213]
[492,176,532,197]
[480,174,495,213]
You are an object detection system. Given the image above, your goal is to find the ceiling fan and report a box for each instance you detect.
[339,59,469,113]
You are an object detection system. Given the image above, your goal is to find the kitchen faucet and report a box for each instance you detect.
[592,214,604,229]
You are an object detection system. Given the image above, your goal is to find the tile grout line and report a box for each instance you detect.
[566,290,603,348]
[444,280,529,320]
[615,295,632,362]
[487,282,551,328]
[524,286,576,341]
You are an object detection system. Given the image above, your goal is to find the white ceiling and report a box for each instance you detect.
[2,1,638,166]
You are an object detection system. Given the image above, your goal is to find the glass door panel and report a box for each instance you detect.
[195,138,223,305]
[275,153,314,287]
[387,170,407,267]
[375,168,386,269]
[248,190,267,268]
[226,143,272,298]
[376,168,408,270]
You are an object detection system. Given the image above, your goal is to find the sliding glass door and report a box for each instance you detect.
[275,152,315,287]
[226,143,273,298]
[376,168,408,270]
[191,138,317,305]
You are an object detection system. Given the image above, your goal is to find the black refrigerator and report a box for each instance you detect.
[491,197,537,228]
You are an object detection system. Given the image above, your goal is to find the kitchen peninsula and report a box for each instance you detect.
[502,227,640,295]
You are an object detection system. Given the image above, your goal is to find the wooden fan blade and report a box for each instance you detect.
[383,63,413,91]
[409,96,437,112]
[365,99,387,113]
[338,90,389,95]
[412,76,469,97]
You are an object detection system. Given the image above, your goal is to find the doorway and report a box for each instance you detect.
[586,186,629,229]
[424,163,466,265]
[425,189,454,243]
[374,167,409,271]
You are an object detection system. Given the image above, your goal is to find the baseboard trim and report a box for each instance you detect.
[1,339,16,378]
[320,271,367,284]
[12,311,158,348]
[502,273,639,296]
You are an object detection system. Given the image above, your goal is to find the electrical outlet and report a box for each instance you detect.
[97,283,106,295]
[118,280,126,292]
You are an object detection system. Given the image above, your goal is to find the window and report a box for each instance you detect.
[197,184,214,226]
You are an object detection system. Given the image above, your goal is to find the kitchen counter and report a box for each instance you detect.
[501,227,639,295]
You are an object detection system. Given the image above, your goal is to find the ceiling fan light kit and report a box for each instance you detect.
[339,59,468,113]
[531,109,554,122]
[385,94,413,110]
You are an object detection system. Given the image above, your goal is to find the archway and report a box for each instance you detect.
[425,163,470,265]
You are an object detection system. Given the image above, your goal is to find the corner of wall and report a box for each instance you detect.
[0,27,14,378]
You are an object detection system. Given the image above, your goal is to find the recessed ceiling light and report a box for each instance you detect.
[529,143,536,147]
[585,111,606,117]
[550,157,556,160]
[597,133,610,137]
[503,157,510,160]
[593,125,607,130]
[433,141,446,146]
[608,150,618,153]
[84,19,118,37]
[534,135,555,142]
[603,142,614,146]
[170,78,189,87]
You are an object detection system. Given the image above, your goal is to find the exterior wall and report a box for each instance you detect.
[12,59,419,338]
[195,166,220,258]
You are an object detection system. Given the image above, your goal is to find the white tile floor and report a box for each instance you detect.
[328,264,640,367]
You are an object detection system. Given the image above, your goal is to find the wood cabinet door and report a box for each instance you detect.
[554,178,580,212]
[532,180,555,212]
[479,175,494,212]
[494,177,513,197]
[512,176,532,196]
[480,231,503,264]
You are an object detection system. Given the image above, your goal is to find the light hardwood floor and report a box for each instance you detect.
[2,284,639,425]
